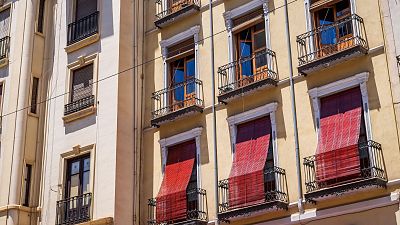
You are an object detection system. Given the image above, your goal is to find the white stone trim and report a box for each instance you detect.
[159,25,201,50]
[227,102,279,165]
[223,0,266,21]
[308,72,372,142]
[159,127,203,187]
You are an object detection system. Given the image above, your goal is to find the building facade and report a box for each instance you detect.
[141,0,400,225]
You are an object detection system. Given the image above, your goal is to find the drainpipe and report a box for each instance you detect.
[283,0,304,214]
[209,0,219,224]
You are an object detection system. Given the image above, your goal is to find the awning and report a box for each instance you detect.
[156,140,196,223]
[316,87,362,183]
[229,116,271,208]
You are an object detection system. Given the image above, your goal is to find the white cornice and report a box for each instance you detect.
[159,127,203,148]
[159,25,201,50]
[308,72,369,98]
[227,102,278,126]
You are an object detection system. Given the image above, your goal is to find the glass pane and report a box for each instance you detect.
[336,0,351,18]
[186,59,195,94]
[173,67,185,101]
[76,0,97,21]
[83,158,90,172]
[254,22,265,32]
[240,42,253,76]
[70,161,80,175]
[255,51,268,69]
[318,8,336,45]
[70,174,80,197]
[254,32,266,51]
[83,171,90,194]
[338,21,353,38]
[239,28,251,41]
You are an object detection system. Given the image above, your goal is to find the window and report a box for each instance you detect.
[167,39,196,111]
[0,83,3,133]
[65,154,90,199]
[75,0,97,21]
[0,7,10,39]
[235,21,268,86]
[71,64,93,104]
[22,164,32,206]
[37,0,45,33]
[156,140,197,223]
[30,77,39,114]
[312,0,352,55]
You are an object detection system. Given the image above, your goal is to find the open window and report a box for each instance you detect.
[67,0,99,46]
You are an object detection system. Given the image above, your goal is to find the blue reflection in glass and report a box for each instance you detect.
[320,20,336,45]
[240,42,253,76]
[173,67,184,101]
[186,59,195,94]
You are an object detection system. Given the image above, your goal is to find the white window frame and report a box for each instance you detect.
[227,102,279,166]
[308,72,372,143]
[159,127,203,188]
[159,25,201,105]
[223,0,271,83]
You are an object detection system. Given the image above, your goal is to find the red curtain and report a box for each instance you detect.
[229,116,271,208]
[316,87,362,183]
[156,140,196,223]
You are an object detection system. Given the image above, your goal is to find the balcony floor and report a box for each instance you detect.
[218,77,278,104]
[155,4,200,28]
[218,200,288,221]
[298,45,368,75]
[304,177,387,202]
[151,104,203,127]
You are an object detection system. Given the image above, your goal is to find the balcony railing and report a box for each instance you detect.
[296,14,368,74]
[303,141,387,201]
[64,95,95,116]
[151,78,204,126]
[67,11,99,45]
[218,167,288,220]
[217,49,278,103]
[56,193,92,225]
[155,0,200,28]
[0,36,10,60]
[148,188,208,225]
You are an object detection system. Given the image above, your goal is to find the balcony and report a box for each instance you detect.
[148,188,208,225]
[56,193,92,225]
[217,49,278,103]
[155,0,200,28]
[151,78,204,127]
[64,95,95,116]
[296,14,368,75]
[218,167,288,221]
[67,11,99,46]
[303,141,387,201]
[0,36,10,61]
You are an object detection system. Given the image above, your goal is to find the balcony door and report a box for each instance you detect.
[169,55,195,111]
[235,22,267,87]
[75,0,97,21]
[66,155,90,199]
[71,64,93,104]
[313,0,352,57]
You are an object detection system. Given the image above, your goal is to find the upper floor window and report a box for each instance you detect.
[65,155,90,198]
[0,7,10,39]
[75,0,97,21]
[30,77,39,114]
[67,0,99,46]
[37,0,46,33]
[22,164,32,206]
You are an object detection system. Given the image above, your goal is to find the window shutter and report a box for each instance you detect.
[167,38,195,59]
[232,8,264,27]
[71,64,93,103]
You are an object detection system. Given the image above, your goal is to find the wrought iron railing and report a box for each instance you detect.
[218,166,288,213]
[151,78,204,119]
[217,49,278,95]
[155,0,200,21]
[303,141,387,194]
[64,95,95,116]
[296,14,368,66]
[148,188,208,225]
[67,11,99,45]
[0,36,10,60]
[56,193,92,225]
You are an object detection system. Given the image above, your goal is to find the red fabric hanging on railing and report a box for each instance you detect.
[156,140,196,223]
[229,116,271,208]
[316,87,362,183]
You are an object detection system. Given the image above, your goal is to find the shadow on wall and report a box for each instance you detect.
[64,113,96,134]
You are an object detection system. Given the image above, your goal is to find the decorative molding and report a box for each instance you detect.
[223,0,267,24]
[227,102,278,126]
[159,25,201,56]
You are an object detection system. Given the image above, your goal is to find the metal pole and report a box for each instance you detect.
[283,0,304,214]
[209,0,219,224]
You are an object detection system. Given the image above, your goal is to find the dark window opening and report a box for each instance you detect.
[37,0,45,33]
[23,164,32,207]
[30,77,39,114]
[71,64,93,103]
[75,0,97,21]
[65,154,90,199]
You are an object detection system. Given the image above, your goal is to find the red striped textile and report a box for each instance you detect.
[316,87,362,183]
[156,140,196,223]
[229,116,271,208]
